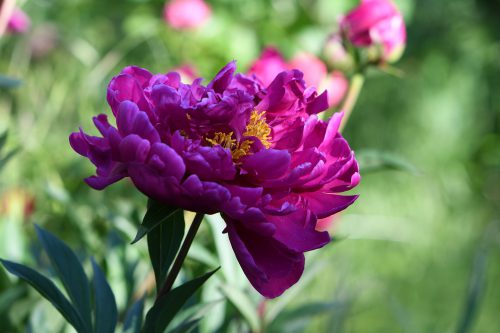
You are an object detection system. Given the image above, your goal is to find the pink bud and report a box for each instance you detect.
[163,0,211,30]
[341,0,406,62]
[288,52,327,89]
[7,8,30,34]
[174,64,198,83]
[323,34,354,71]
[320,71,349,108]
[247,47,288,87]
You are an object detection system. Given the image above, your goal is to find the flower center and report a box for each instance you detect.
[205,110,271,161]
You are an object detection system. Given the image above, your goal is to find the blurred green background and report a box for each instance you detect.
[1,0,499,332]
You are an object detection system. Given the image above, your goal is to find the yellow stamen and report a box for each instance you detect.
[244,111,272,148]
[204,110,272,161]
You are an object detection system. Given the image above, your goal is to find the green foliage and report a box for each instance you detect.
[132,201,180,244]
[0,259,90,333]
[143,268,220,333]
[146,202,185,290]
[34,225,93,332]
[91,259,118,333]
[1,0,500,332]
[122,297,145,333]
[1,226,126,333]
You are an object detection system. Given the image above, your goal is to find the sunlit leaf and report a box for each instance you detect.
[168,300,223,333]
[268,302,345,333]
[265,259,326,323]
[219,284,260,333]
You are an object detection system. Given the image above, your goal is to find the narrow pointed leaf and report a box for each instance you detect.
[143,268,220,333]
[34,225,93,332]
[0,259,89,333]
[0,147,20,170]
[147,209,185,290]
[122,296,145,333]
[0,132,8,151]
[167,300,223,332]
[91,259,118,333]
[168,318,201,333]
[219,284,260,332]
[132,200,180,244]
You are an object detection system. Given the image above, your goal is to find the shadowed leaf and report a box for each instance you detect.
[34,225,93,332]
[143,268,219,333]
[0,259,89,333]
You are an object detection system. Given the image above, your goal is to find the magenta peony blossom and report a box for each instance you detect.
[340,0,406,62]
[70,62,359,298]
[7,8,30,34]
[163,0,211,30]
[248,47,348,108]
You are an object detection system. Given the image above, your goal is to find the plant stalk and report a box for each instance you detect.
[339,73,365,133]
[156,212,205,301]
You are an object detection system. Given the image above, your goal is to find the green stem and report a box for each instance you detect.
[339,73,365,133]
[155,212,205,302]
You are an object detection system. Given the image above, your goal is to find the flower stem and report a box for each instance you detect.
[156,212,205,301]
[339,73,365,133]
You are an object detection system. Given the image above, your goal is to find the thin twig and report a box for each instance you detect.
[339,73,365,133]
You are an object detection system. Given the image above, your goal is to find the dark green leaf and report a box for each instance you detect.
[356,149,419,174]
[0,259,89,333]
[122,296,145,333]
[132,200,180,244]
[0,132,8,151]
[0,75,22,89]
[143,268,219,333]
[91,258,118,333]
[147,209,185,290]
[34,225,93,332]
[0,147,20,170]
[456,244,489,333]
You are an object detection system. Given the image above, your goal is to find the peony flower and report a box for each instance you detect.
[248,47,348,108]
[7,8,30,34]
[70,62,359,298]
[163,0,211,30]
[340,0,406,62]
